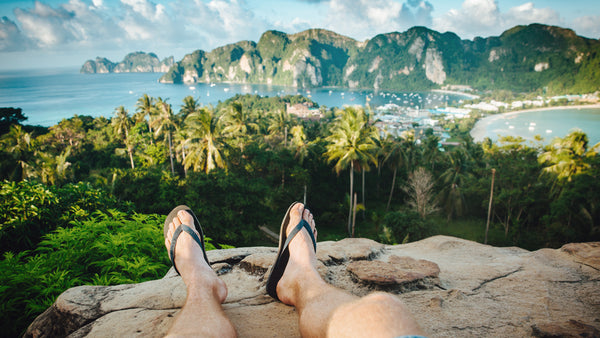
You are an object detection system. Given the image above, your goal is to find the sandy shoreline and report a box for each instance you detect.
[470,103,600,142]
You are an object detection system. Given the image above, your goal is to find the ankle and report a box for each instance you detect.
[187,273,228,303]
[277,263,323,305]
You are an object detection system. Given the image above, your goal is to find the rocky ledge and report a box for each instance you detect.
[26,236,600,337]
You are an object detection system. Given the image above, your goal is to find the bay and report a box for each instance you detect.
[471,107,600,146]
[0,68,464,126]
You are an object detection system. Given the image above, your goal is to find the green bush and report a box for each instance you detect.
[0,180,132,253]
[0,210,213,337]
[380,210,437,244]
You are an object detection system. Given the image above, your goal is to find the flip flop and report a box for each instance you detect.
[164,205,210,275]
[266,202,317,301]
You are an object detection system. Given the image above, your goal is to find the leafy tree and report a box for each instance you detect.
[485,136,545,237]
[538,129,598,186]
[27,147,73,186]
[380,210,436,244]
[0,107,27,135]
[0,124,35,180]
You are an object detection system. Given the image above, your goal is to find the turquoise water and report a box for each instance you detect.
[0,68,463,127]
[472,107,600,146]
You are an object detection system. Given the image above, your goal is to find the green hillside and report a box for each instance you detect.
[159,24,600,94]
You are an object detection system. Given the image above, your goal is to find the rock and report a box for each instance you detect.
[346,256,440,291]
[531,319,600,337]
[26,236,600,337]
[561,242,600,270]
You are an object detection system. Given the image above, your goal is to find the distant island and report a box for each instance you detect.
[81,52,174,74]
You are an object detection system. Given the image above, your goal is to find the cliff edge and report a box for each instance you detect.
[25,236,600,337]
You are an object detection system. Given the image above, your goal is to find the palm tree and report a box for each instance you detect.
[290,125,310,164]
[438,147,473,222]
[221,102,258,152]
[179,96,200,121]
[324,107,379,236]
[382,134,405,211]
[151,98,177,174]
[111,106,136,169]
[112,106,131,137]
[29,147,72,186]
[183,107,227,174]
[268,109,292,148]
[136,94,155,135]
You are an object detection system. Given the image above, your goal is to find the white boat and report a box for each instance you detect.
[546,129,552,133]
[189,86,196,90]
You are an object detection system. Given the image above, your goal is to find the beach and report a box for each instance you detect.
[470,104,600,142]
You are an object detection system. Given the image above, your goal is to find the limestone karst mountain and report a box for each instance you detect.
[156,24,600,94]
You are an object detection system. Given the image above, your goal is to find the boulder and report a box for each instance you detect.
[26,236,600,337]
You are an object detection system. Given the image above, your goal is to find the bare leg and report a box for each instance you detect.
[276,204,425,338]
[164,210,236,338]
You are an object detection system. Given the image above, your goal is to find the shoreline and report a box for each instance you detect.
[470,103,600,142]
[431,89,480,99]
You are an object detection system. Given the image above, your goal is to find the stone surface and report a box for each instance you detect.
[347,255,440,291]
[25,236,600,337]
[531,319,600,337]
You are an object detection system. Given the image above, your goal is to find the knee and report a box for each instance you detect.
[363,292,407,311]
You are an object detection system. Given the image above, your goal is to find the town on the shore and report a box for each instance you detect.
[285,86,600,145]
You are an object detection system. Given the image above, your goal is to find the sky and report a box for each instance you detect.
[1,0,599,70]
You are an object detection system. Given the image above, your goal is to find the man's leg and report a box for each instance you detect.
[276,204,425,338]
[164,210,236,338]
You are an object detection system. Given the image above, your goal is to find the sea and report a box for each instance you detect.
[471,107,600,146]
[1,67,599,146]
[0,67,462,126]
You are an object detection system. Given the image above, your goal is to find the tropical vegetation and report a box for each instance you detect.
[0,94,599,335]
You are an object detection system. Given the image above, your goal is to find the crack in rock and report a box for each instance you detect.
[472,267,522,292]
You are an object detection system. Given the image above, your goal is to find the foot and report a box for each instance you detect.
[275,203,322,305]
[165,210,227,303]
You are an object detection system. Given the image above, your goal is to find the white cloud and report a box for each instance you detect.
[505,3,562,28]
[0,16,30,51]
[172,0,266,49]
[433,0,500,37]
[323,0,433,40]
[433,0,563,39]
[570,15,600,39]
[118,0,175,41]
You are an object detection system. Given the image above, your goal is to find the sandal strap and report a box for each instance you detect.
[282,219,316,254]
[169,224,204,275]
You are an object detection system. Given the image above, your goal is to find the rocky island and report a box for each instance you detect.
[26,236,600,337]
[80,52,174,74]
[156,24,600,94]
